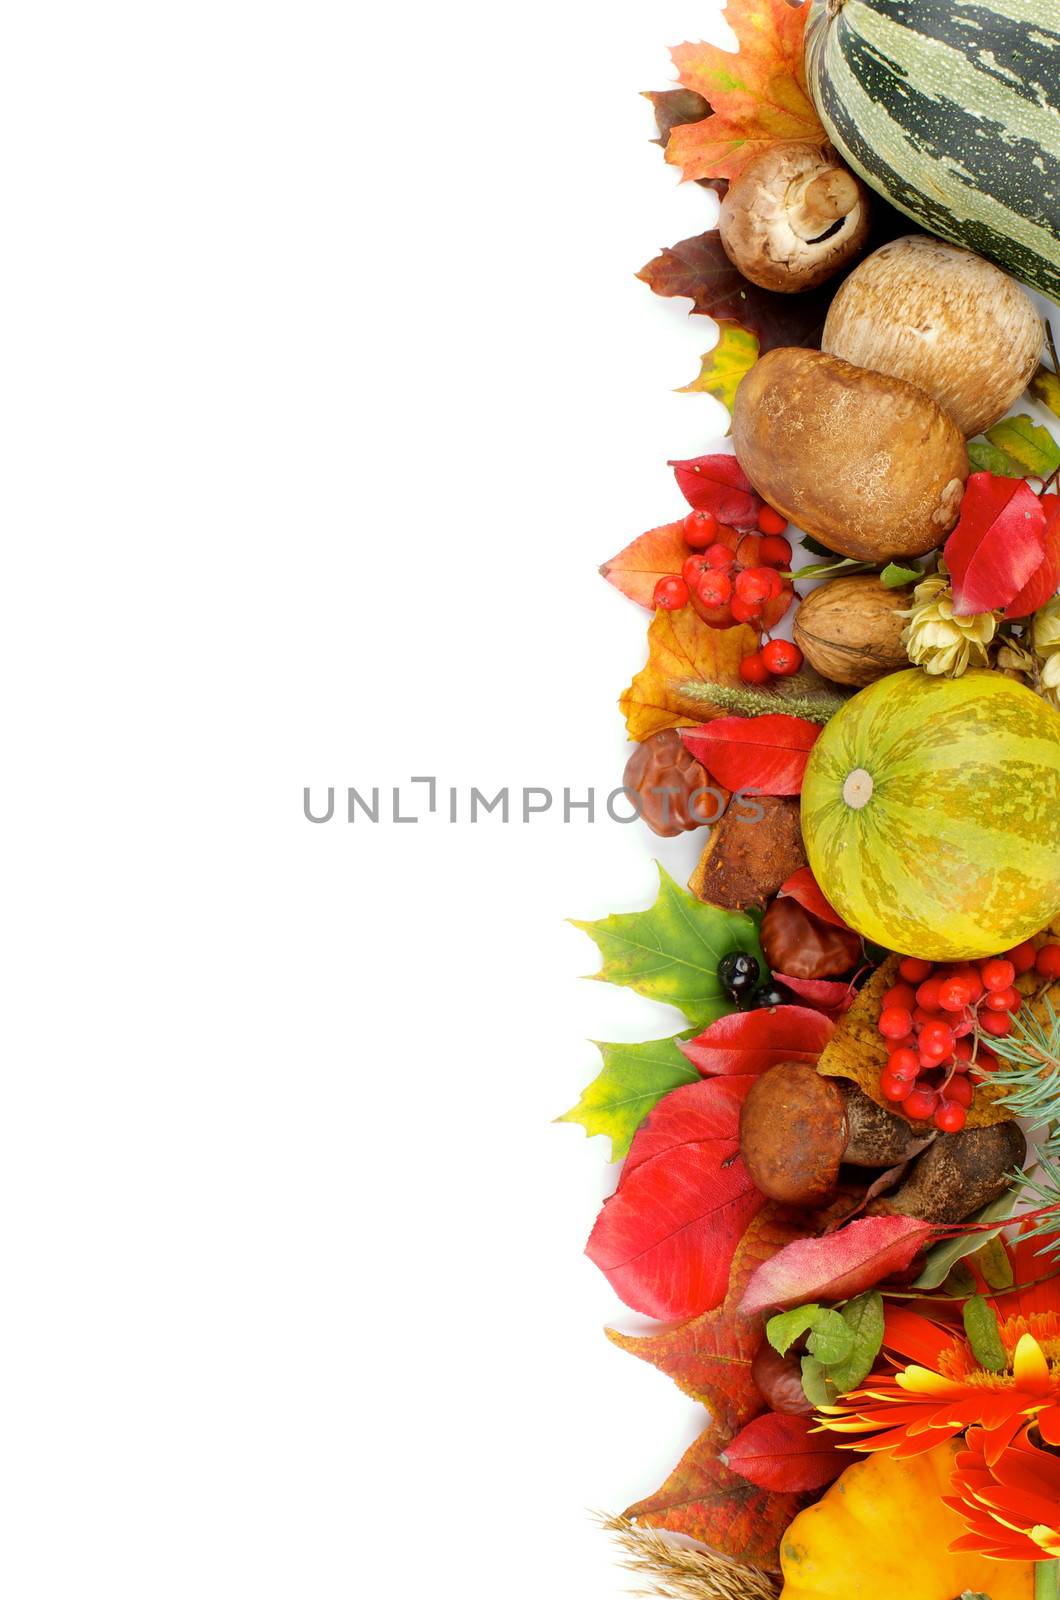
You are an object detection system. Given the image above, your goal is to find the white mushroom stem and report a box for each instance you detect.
[789,168,862,240]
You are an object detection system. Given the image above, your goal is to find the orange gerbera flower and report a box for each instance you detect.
[819,1238,1060,1465]
[944,1424,1060,1562]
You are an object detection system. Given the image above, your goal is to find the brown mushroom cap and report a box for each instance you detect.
[739,1062,848,1204]
[719,142,871,293]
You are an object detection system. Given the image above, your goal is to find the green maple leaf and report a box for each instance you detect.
[679,321,759,428]
[572,864,763,1026]
[967,413,1060,479]
[556,1034,698,1161]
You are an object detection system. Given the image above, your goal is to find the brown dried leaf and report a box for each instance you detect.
[815,957,1013,1129]
[620,611,756,742]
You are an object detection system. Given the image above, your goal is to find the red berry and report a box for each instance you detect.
[735,533,763,569]
[887,1048,919,1081]
[916,977,943,1012]
[704,542,736,570]
[1036,943,1060,980]
[697,569,733,608]
[761,639,803,677]
[899,957,934,984]
[682,509,719,549]
[985,985,1019,1013]
[937,975,976,1012]
[981,958,1016,993]
[880,1070,912,1102]
[979,1009,1014,1038]
[735,567,780,605]
[758,504,788,535]
[883,983,917,1012]
[1006,940,1037,975]
[913,1005,943,1027]
[946,1075,974,1108]
[919,1019,955,1059]
[935,1100,967,1133]
[653,575,689,611]
[901,1086,939,1120]
[740,651,772,686]
[951,967,984,1004]
[730,595,761,624]
[682,554,712,586]
[879,1006,914,1040]
[759,535,792,568]
[954,1037,973,1064]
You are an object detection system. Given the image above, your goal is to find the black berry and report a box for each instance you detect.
[752,982,796,1010]
[719,951,761,1004]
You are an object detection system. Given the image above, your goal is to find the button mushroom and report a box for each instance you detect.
[719,142,871,293]
[738,1062,933,1206]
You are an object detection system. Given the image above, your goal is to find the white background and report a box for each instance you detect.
[2,2,768,1595]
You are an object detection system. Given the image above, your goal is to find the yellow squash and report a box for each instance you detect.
[780,1443,1035,1599]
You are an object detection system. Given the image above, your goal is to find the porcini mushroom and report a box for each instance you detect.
[738,1062,932,1206]
[871,1121,1027,1224]
[719,142,871,293]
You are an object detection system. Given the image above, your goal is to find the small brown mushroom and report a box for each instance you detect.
[871,1121,1027,1224]
[738,1062,932,1205]
[719,142,871,292]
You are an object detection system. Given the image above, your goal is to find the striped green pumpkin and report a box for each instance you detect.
[805,0,1060,301]
[801,670,1060,959]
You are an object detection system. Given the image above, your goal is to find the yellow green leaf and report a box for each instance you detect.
[1031,363,1060,419]
[967,413,1060,479]
[680,322,759,424]
[556,1034,698,1161]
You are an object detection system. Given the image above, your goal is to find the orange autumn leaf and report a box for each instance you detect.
[620,609,755,741]
[667,0,824,185]
[599,520,689,609]
[625,1420,804,1571]
[607,1204,805,1435]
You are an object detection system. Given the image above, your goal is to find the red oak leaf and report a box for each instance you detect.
[625,1421,804,1571]
[640,233,836,354]
[739,1215,935,1314]
[599,520,687,609]
[586,1076,762,1320]
[606,1205,807,1433]
[721,1411,846,1492]
[681,714,819,795]
[778,866,851,931]
[679,1006,834,1077]
[1005,493,1060,618]
[671,453,763,526]
[944,473,1047,616]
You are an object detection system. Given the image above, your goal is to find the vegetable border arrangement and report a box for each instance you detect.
[559,2,1060,1596]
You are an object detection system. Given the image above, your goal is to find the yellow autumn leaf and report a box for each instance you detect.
[680,323,759,426]
[619,609,756,741]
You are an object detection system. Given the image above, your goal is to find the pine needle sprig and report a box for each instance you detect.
[596,1514,779,1600]
[979,996,1060,1252]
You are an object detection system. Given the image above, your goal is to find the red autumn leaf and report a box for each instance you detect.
[682,715,820,796]
[1006,493,1060,618]
[625,1421,804,1571]
[739,1215,935,1314]
[778,866,851,931]
[944,472,1047,616]
[586,1076,763,1320]
[607,1205,807,1434]
[772,974,857,1014]
[671,453,762,526]
[599,519,687,609]
[640,233,837,354]
[721,1412,846,1493]
[679,1005,834,1077]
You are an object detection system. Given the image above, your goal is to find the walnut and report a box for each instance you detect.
[793,576,912,687]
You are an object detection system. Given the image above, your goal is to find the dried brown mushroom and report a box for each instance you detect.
[871,1121,1027,1224]
[719,142,870,292]
[738,1063,932,1206]
[688,794,806,911]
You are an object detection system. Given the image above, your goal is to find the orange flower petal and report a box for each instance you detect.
[895,1365,967,1398]
[1012,1333,1052,1395]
